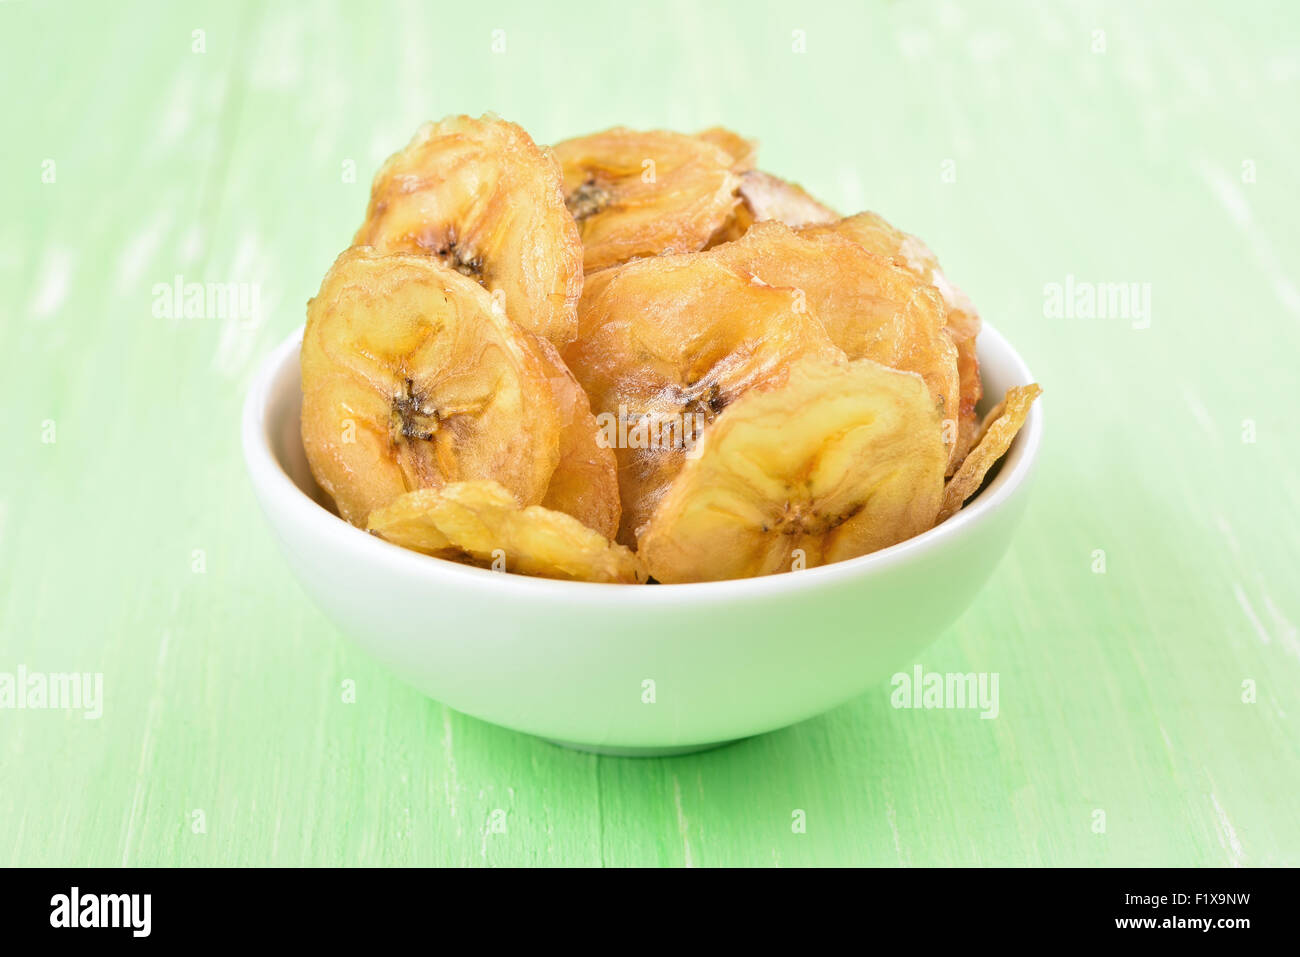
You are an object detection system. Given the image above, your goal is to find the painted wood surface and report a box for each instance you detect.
[1,0,1297,866]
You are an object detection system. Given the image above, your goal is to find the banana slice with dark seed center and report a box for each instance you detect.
[300,247,562,526]
[637,355,947,583]
[355,114,583,347]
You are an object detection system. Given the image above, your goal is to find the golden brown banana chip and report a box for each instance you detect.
[354,114,583,346]
[708,169,838,247]
[936,384,1041,523]
[949,335,982,468]
[695,126,757,171]
[300,248,561,526]
[530,335,621,540]
[367,481,646,584]
[737,170,838,228]
[565,251,840,544]
[553,127,740,271]
[709,221,959,467]
[638,356,947,583]
[802,212,982,470]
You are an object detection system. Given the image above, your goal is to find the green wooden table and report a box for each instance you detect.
[3,0,1297,867]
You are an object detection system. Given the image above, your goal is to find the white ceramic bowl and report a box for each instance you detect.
[242,324,1042,755]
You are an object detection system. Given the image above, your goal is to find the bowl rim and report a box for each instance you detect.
[242,322,1042,600]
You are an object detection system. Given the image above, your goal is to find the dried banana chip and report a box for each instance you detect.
[710,221,960,467]
[354,114,583,346]
[695,126,757,171]
[638,355,947,583]
[737,170,838,228]
[531,334,621,540]
[368,481,646,584]
[554,127,740,271]
[566,251,840,544]
[949,335,982,469]
[300,247,561,526]
[708,169,838,247]
[936,384,1041,523]
[802,212,982,470]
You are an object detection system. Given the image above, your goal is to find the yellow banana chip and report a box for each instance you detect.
[695,126,757,172]
[368,481,646,584]
[531,335,621,540]
[300,248,561,526]
[709,221,960,468]
[638,355,947,583]
[554,127,740,271]
[708,169,839,247]
[802,212,982,471]
[566,251,840,544]
[936,384,1042,523]
[354,114,583,347]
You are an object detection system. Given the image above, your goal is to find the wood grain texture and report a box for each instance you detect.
[1,0,1297,866]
